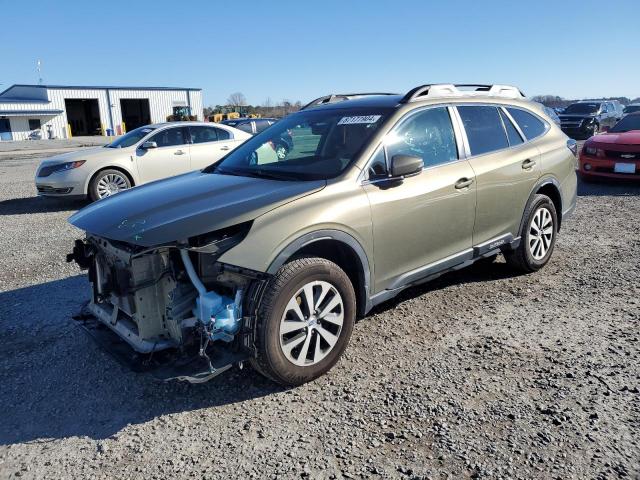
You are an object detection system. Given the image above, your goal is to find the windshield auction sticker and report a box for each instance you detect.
[337,115,381,125]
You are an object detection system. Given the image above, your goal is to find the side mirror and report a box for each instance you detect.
[141,141,157,149]
[390,154,423,178]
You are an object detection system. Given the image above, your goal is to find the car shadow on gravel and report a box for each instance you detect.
[577,178,640,197]
[0,196,88,215]
[0,275,285,445]
[368,257,519,315]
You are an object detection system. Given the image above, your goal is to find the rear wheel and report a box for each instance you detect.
[251,257,356,386]
[89,169,131,201]
[505,194,558,272]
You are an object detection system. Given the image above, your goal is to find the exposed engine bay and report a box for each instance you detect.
[68,234,267,382]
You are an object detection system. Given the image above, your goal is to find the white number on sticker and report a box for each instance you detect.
[337,115,381,125]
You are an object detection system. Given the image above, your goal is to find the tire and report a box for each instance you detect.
[89,169,132,201]
[505,194,558,273]
[251,257,356,386]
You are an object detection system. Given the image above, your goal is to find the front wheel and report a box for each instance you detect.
[505,194,558,272]
[89,169,131,201]
[251,257,356,386]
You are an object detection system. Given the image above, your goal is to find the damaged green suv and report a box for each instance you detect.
[68,84,577,386]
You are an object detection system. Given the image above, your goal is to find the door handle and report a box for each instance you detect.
[454,177,474,189]
[174,150,186,155]
[522,159,536,169]
[220,146,230,151]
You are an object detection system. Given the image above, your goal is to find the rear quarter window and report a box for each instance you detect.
[457,105,509,156]
[506,108,547,140]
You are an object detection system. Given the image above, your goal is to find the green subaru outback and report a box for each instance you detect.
[68,84,577,386]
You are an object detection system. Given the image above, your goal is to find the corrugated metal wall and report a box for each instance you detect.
[1,86,203,141]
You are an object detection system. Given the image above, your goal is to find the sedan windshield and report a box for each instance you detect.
[610,114,640,133]
[105,126,156,148]
[205,108,390,180]
[563,103,599,115]
[623,105,640,114]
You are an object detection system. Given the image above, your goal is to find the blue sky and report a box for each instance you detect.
[1,0,638,106]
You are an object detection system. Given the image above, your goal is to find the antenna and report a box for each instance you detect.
[36,60,43,85]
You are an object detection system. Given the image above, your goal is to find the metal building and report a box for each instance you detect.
[0,84,203,141]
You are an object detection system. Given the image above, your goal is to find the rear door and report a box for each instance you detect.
[456,105,543,245]
[135,126,190,183]
[363,105,477,292]
[188,125,237,170]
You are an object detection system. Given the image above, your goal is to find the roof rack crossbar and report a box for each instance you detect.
[300,92,397,110]
[400,83,525,103]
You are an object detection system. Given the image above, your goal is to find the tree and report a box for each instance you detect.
[227,92,247,110]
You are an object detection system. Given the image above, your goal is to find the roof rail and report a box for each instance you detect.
[300,92,397,110]
[400,83,525,103]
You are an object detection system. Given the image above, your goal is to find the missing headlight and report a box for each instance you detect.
[187,221,253,254]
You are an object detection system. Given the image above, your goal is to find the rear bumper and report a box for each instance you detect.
[579,155,640,180]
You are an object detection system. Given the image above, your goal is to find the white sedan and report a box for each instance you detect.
[34,121,252,201]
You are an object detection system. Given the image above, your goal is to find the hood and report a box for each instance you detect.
[69,170,325,246]
[38,146,119,165]
[589,130,640,146]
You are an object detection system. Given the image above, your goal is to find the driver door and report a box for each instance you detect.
[362,106,476,292]
[135,126,190,183]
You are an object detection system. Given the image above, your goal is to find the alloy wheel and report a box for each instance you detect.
[279,280,344,366]
[528,206,554,260]
[96,173,129,198]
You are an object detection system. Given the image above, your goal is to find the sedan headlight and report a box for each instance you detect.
[38,160,86,177]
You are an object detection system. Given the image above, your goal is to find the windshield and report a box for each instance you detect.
[610,114,640,133]
[623,105,640,114]
[563,103,600,115]
[105,126,156,148]
[204,108,390,180]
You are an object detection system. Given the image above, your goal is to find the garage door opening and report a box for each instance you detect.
[120,99,151,132]
[65,99,101,136]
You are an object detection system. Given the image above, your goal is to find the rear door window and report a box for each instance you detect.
[236,122,254,134]
[216,128,231,140]
[457,106,509,156]
[149,127,187,147]
[506,108,547,140]
[189,126,218,144]
[255,120,271,133]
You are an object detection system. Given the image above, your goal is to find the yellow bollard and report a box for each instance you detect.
[122,122,126,134]
[67,124,72,138]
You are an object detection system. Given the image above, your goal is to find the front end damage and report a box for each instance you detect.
[67,230,267,383]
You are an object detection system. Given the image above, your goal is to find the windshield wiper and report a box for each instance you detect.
[250,169,300,181]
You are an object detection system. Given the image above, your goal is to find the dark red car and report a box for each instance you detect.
[579,113,640,181]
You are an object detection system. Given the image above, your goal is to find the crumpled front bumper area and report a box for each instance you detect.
[68,236,265,382]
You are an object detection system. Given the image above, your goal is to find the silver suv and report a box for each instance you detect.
[69,84,577,386]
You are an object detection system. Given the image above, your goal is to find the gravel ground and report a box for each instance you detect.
[0,144,638,480]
